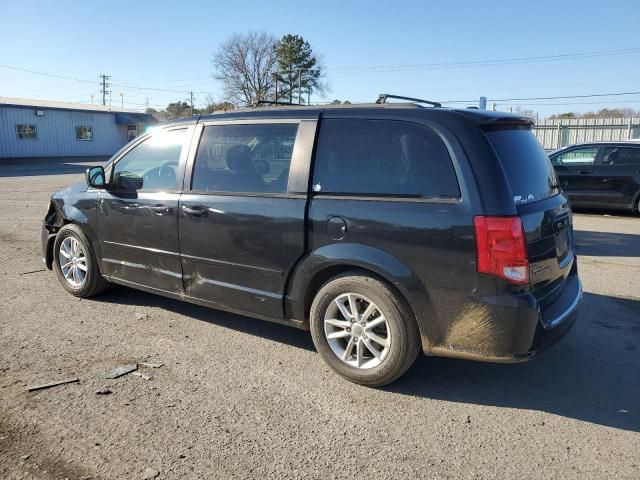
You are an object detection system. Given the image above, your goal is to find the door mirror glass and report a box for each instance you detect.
[114,171,144,191]
[86,166,106,188]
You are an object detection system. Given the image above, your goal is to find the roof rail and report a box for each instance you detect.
[253,100,298,108]
[375,94,441,108]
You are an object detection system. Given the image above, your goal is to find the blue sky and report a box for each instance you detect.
[1,0,639,117]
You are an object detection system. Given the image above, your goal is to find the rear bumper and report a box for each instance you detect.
[428,265,581,363]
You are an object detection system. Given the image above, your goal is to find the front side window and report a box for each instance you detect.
[553,147,598,166]
[16,124,37,140]
[191,123,298,193]
[76,126,93,141]
[312,119,460,198]
[601,147,640,166]
[112,128,187,191]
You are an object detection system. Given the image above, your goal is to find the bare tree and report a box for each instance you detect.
[212,31,278,107]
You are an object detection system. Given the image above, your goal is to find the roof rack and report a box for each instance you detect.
[375,94,441,108]
[253,100,298,107]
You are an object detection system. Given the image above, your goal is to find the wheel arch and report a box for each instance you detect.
[632,187,640,212]
[45,200,103,272]
[286,243,437,351]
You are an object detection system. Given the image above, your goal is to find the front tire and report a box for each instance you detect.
[53,224,109,298]
[309,273,421,387]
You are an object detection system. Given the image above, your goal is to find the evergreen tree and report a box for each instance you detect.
[274,34,324,104]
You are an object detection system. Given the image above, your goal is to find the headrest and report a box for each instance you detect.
[226,145,253,172]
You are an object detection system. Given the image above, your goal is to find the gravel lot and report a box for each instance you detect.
[1,159,638,479]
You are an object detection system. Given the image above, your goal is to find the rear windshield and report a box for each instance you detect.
[485,129,559,205]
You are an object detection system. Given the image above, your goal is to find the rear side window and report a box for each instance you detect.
[312,119,459,198]
[192,123,298,193]
[485,129,559,205]
[602,147,640,166]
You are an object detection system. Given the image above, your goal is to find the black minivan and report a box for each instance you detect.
[42,97,581,386]
[549,141,640,212]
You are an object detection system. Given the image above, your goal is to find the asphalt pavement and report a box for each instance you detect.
[0,159,638,479]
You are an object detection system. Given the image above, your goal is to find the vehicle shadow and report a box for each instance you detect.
[573,229,640,257]
[96,285,316,352]
[572,207,638,218]
[0,157,108,178]
[97,286,639,432]
[388,292,640,432]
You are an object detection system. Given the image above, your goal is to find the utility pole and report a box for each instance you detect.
[272,73,278,104]
[298,69,302,105]
[145,97,149,111]
[99,74,111,106]
[189,91,194,116]
[119,92,124,108]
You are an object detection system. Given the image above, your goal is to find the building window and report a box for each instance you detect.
[76,126,93,141]
[127,124,138,142]
[16,124,37,140]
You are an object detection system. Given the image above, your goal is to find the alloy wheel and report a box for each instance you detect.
[323,293,391,369]
[58,237,87,287]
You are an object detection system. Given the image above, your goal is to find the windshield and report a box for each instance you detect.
[485,129,559,205]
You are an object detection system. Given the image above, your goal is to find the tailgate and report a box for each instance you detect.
[518,194,575,304]
[484,128,574,304]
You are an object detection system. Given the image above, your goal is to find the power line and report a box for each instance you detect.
[497,98,640,107]
[441,91,640,104]
[0,63,212,94]
[330,47,640,72]
[493,91,640,102]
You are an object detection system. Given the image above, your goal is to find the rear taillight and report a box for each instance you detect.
[473,216,529,284]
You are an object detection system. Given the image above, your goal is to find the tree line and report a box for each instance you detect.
[549,108,640,119]
[148,31,327,120]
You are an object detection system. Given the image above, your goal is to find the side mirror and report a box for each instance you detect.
[86,166,106,188]
[113,171,144,191]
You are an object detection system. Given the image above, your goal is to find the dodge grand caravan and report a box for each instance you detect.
[42,95,582,386]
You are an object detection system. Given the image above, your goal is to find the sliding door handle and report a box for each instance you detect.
[182,205,208,218]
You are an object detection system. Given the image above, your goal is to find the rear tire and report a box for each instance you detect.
[309,272,421,387]
[53,224,109,298]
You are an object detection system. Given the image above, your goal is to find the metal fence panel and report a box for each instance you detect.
[533,117,640,150]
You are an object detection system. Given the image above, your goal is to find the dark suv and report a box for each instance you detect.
[42,96,582,386]
[550,141,640,212]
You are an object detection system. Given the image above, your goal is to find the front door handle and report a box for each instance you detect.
[577,170,593,174]
[182,205,208,218]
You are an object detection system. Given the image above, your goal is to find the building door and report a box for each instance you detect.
[98,126,191,293]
